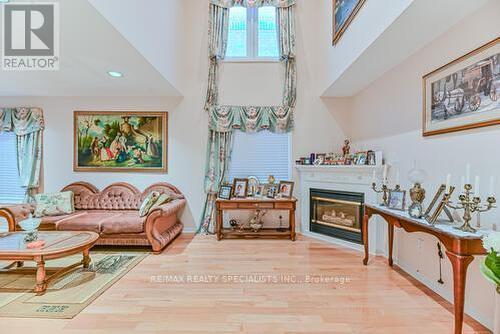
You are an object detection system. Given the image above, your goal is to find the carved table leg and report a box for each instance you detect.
[34,256,47,295]
[82,248,91,269]
[388,223,394,267]
[216,208,223,241]
[290,209,296,241]
[445,251,474,334]
[362,214,369,265]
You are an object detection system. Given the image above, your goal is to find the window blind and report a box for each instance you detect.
[0,132,26,203]
[228,131,290,183]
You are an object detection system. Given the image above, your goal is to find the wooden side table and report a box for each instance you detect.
[215,197,297,241]
[363,204,487,334]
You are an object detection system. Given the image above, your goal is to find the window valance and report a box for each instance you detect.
[210,0,296,8]
[0,107,45,135]
[209,105,294,133]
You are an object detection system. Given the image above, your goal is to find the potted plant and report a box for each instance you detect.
[480,232,500,332]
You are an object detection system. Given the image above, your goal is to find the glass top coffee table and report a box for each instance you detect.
[0,231,99,295]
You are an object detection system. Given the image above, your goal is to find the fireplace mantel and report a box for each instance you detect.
[295,164,385,253]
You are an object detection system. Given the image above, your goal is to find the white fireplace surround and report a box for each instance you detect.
[295,165,386,255]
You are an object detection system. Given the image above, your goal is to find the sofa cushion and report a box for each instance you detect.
[39,212,86,230]
[55,211,115,233]
[34,191,74,217]
[100,211,146,235]
[139,191,160,217]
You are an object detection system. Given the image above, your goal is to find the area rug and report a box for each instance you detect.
[0,249,148,319]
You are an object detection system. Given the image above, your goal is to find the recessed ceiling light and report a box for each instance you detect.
[107,71,123,78]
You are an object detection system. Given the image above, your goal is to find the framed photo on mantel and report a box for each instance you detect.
[74,111,168,173]
[423,38,500,136]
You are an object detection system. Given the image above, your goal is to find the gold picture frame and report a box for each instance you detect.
[332,0,366,45]
[74,111,168,173]
[423,38,500,136]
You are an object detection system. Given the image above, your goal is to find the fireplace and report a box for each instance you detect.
[310,188,364,244]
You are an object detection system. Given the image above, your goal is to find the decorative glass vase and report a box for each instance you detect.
[18,214,41,243]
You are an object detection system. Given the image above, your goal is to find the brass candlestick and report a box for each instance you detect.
[443,184,496,233]
[372,182,400,206]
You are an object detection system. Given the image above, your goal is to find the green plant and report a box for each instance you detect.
[481,232,500,293]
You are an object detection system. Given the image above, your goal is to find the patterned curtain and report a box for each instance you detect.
[0,108,44,200]
[199,130,233,233]
[277,5,296,108]
[210,0,296,8]
[205,3,230,110]
[200,0,296,234]
[209,105,293,133]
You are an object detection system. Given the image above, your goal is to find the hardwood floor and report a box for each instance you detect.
[0,234,491,333]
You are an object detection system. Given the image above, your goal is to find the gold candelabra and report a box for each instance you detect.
[372,183,400,206]
[443,184,496,233]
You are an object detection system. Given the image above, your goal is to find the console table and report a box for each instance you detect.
[362,204,488,334]
[215,197,297,241]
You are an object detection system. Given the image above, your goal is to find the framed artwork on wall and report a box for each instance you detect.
[73,111,168,172]
[332,0,366,45]
[423,38,500,136]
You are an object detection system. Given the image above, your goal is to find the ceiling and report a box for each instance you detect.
[0,0,182,97]
[321,0,490,97]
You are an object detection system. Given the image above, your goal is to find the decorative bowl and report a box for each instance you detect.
[19,214,41,232]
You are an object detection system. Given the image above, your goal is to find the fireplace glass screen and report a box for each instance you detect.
[310,189,364,244]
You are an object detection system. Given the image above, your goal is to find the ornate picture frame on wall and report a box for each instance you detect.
[332,0,366,45]
[73,111,168,173]
[423,38,500,136]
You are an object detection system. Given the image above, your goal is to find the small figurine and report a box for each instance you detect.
[342,139,350,156]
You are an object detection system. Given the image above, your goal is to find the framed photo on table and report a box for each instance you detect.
[387,190,406,211]
[423,38,500,136]
[232,178,248,198]
[278,181,294,198]
[218,184,232,200]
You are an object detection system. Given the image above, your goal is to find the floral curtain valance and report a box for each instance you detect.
[209,105,293,133]
[0,107,45,135]
[210,0,296,8]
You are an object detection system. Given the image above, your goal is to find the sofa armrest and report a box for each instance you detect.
[147,198,187,218]
[0,204,35,231]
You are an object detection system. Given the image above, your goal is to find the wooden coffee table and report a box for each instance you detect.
[0,231,99,295]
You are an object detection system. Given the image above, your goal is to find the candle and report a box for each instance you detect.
[446,174,451,192]
[489,176,495,196]
[460,176,465,190]
[465,163,471,184]
[475,176,480,196]
[396,168,400,186]
[383,165,388,184]
[372,170,376,183]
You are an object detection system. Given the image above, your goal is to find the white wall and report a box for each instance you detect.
[327,0,500,328]
[0,0,346,232]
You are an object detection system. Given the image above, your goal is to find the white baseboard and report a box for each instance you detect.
[300,231,365,253]
[396,258,493,330]
[183,226,197,233]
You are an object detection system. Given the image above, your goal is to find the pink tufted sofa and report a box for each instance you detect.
[0,182,186,254]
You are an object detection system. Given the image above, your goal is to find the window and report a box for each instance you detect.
[226,6,279,60]
[228,131,290,182]
[0,132,25,203]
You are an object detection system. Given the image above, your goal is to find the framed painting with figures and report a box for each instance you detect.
[332,0,365,45]
[423,38,500,136]
[74,111,168,172]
